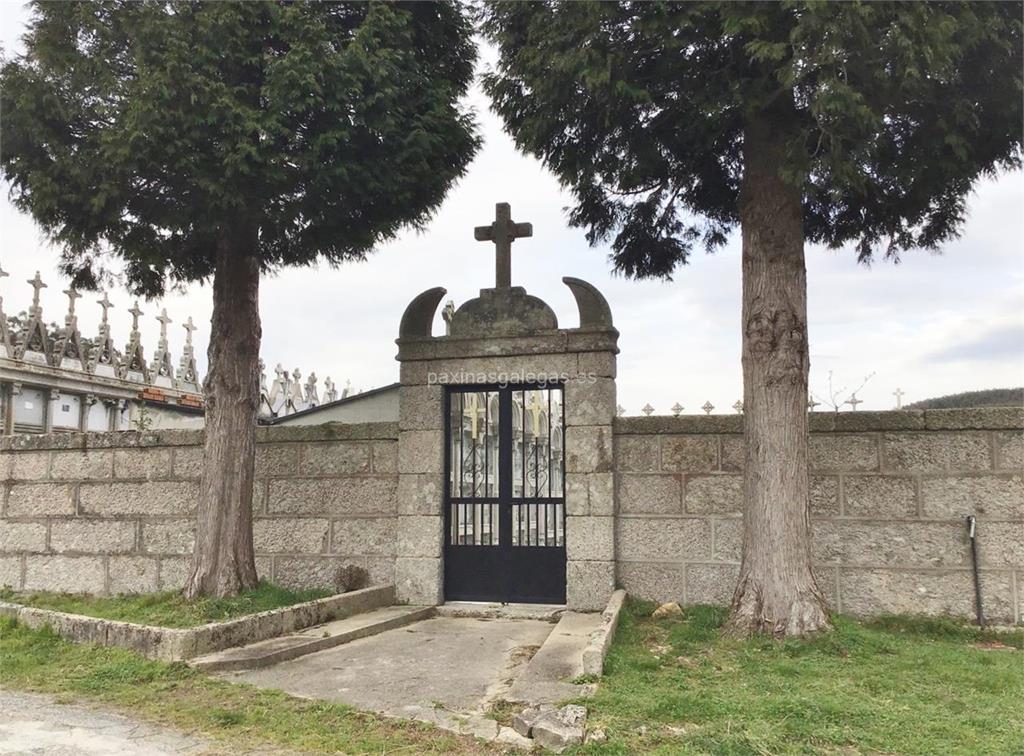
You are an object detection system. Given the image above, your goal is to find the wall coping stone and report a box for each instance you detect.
[614,408,1023,435]
[396,328,619,362]
[0,584,395,661]
[0,422,399,452]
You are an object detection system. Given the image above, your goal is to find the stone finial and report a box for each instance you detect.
[641,403,654,416]
[52,286,86,370]
[122,301,148,381]
[474,202,533,289]
[286,367,305,410]
[342,379,352,399]
[808,396,821,411]
[259,359,268,392]
[150,308,175,384]
[442,300,456,336]
[305,371,319,407]
[0,265,12,358]
[17,271,51,363]
[845,393,863,411]
[893,388,905,409]
[324,376,338,403]
[27,271,47,315]
[732,400,744,414]
[701,401,714,415]
[91,293,119,376]
[177,315,200,390]
[671,402,683,416]
[616,404,626,417]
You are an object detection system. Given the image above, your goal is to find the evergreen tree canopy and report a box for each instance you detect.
[2,1,479,295]
[480,2,1022,278]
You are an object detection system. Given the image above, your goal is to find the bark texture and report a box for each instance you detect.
[184,229,261,599]
[726,113,832,638]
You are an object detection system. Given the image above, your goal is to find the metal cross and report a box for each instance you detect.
[156,308,172,340]
[182,316,197,346]
[128,301,144,332]
[893,388,905,409]
[473,202,533,288]
[526,391,547,437]
[845,393,863,411]
[28,271,47,313]
[97,293,114,324]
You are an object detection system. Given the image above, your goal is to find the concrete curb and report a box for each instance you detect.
[581,588,626,677]
[0,583,394,661]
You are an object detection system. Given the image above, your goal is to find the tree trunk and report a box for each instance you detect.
[184,228,261,599]
[725,113,831,638]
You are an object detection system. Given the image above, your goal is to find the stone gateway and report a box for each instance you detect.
[0,203,1021,622]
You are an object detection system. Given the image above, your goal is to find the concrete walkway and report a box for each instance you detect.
[222,614,555,744]
[0,690,209,756]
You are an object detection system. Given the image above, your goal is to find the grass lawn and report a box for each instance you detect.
[0,616,481,754]
[0,582,334,628]
[578,602,1024,755]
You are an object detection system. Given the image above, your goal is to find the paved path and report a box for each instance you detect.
[0,690,209,755]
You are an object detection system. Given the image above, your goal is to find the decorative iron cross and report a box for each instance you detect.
[474,202,532,288]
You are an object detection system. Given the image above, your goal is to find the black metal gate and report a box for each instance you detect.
[444,384,566,604]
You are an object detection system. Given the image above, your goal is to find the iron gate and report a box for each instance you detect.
[443,384,566,603]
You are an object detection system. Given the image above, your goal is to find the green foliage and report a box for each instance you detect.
[480,2,1022,278]
[577,600,1024,754]
[0,581,332,628]
[2,1,479,296]
[0,619,477,753]
[907,387,1024,410]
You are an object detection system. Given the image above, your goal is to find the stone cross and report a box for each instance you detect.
[156,308,172,342]
[474,202,533,288]
[616,404,626,417]
[845,393,863,411]
[702,401,715,415]
[671,402,683,417]
[526,391,546,437]
[129,301,144,333]
[183,316,197,346]
[28,271,47,314]
[893,388,905,409]
[641,403,654,416]
[97,293,113,325]
[808,396,821,411]
[63,287,81,316]
[733,400,744,414]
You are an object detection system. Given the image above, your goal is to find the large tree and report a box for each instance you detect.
[480,2,1022,636]
[2,1,479,597]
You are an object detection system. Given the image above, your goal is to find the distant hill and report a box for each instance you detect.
[906,388,1023,410]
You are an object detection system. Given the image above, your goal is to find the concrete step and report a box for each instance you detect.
[435,602,565,622]
[505,611,603,705]
[188,605,435,672]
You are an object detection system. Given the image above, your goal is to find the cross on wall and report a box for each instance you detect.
[474,202,533,289]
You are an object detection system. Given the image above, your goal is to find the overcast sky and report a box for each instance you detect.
[2,5,1022,414]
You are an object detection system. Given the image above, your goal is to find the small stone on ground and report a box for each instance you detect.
[652,601,683,618]
[531,704,587,753]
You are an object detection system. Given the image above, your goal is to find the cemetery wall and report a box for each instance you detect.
[613,408,1024,624]
[0,422,399,595]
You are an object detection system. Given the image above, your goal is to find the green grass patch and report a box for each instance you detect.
[578,601,1024,754]
[0,581,334,628]
[0,616,481,753]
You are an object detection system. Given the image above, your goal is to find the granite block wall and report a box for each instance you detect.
[0,423,399,595]
[613,408,1024,624]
